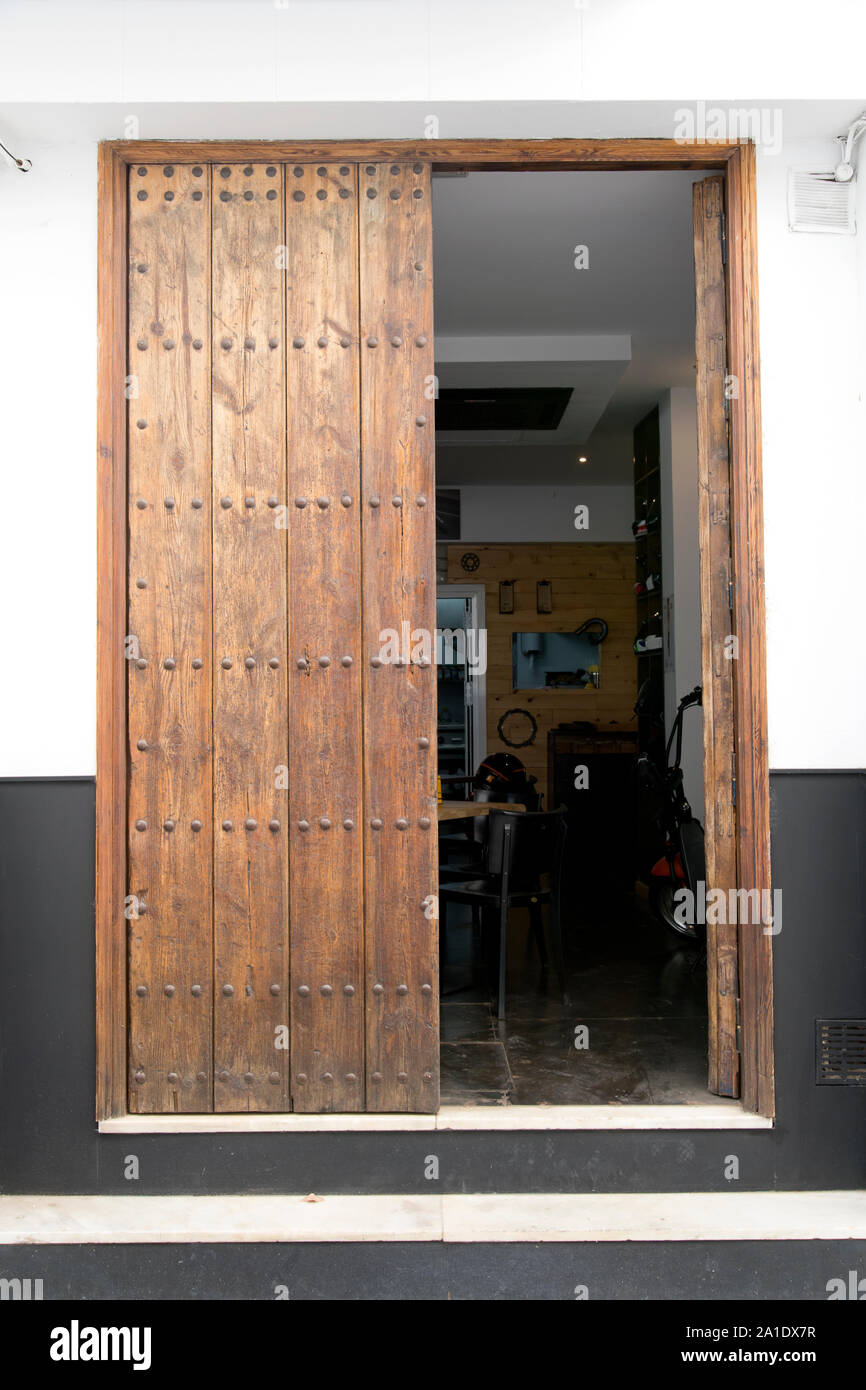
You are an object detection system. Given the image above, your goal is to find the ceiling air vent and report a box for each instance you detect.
[815,1018,866,1085]
[788,169,856,234]
[435,387,572,432]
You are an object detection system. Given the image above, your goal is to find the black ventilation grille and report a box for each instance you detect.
[815,1019,866,1085]
[435,387,572,431]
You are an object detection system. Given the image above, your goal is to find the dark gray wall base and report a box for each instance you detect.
[1,774,864,1194]
[3,1240,866,1300]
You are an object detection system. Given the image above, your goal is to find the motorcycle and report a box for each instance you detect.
[637,685,706,943]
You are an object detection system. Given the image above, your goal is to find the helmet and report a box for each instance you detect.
[473,753,529,793]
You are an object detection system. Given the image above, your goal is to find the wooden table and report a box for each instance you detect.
[437,800,525,822]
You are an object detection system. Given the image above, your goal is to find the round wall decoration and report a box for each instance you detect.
[497,707,538,749]
[460,551,480,573]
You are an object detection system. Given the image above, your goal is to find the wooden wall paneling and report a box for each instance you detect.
[360,162,439,1112]
[692,175,740,1099]
[725,145,774,1116]
[127,163,214,1113]
[210,164,289,1112]
[285,163,366,1113]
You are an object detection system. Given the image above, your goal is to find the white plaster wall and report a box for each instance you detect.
[457,485,632,543]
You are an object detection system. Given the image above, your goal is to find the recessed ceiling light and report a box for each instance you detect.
[577,455,588,464]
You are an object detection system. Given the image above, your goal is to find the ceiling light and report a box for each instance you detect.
[577,455,588,464]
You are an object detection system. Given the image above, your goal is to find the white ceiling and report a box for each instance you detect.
[432,168,705,485]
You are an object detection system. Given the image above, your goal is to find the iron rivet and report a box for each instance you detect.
[372,984,384,995]
[414,163,423,173]
[269,819,280,832]
[191,983,203,996]
[219,1070,229,1082]
[316,189,327,201]
[295,497,308,508]
[134,1069,146,1083]
[164,984,175,996]
[413,189,423,199]
[419,817,431,829]
[421,984,433,995]
[164,191,174,201]
[244,495,255,507]
[320,984,333,997]
[366,188,377,199]
[370,657,382,668]
[221,337,233,351]
[245,656,256,668]
[316,166,327,176]
[191,497,203,508]
[135,577,147,588]
[396,818,408,831]
[136,338,148,351]
[366,335,378,347]
[269,983,281,995]
[338,188,350,199]
[197,1071,207,1082]
[244,1072,255,1085]
[220,496,232,508]
[136,419,147,430]
[343,984,355,996]
[340,336,351,347]
[269,336,278,349]
[219,191,230,202]
[245,817,257,830]
[222,984,234,996]
[391,335,402,346]
[137,167,147,176]
[267,497,278,508]
[371,818,383,830]
[365,165,376,175]
[416,495,427,506]
[346,1072,357,1081]
[136,738,148,751]
[340,494,352,508]
[418,736,430,749]
[243,190,253,202]
[298,819,310,831]
[297,658,308,670]
[297,1072,307,1082]
[317,497,329,509]
[323,1072,333,1081]
[339,165,349,175]
[319,817,331,830]
[390,165,400,175]
[396,984,409,995]
[317,335,328,347]
[414,260,424,270]
[243,166,253,176]
[369,496,380,508]
[221,658,232,669]
[244,337,255,350]
[268,1071,280,1084]
[371,1071,383,1082]
[266,166,276,177]
[389,189,400,200]
[192,190,203,201]
[415,335,428,347]
[192,338,203,350]
[136,985,147,997]
[137,191,147,201]
[220,166,230,178]
[266,189,277,200]
[423,1071,433,1082]
[415,414,426,426]
[318,656,330,668]
[293,190,305,202]
[136,658,147,670]
[164,658,176,669]
[342,818,354,830]
[292,166,303,177]
[398,1071,408,1082]
[192,657,203,669]
[341,655,352,667]
[138,903,146,914]
[136,498,147,509]
[222,819,233,831]
[164,497,175,509]
[392,495,402,507]
[191,820,202,832]
[164,162,175,176]
[268,657,279,669]
[293,336,304,348]
[298,985,310,997]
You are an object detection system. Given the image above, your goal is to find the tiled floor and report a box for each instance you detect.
[440,892,710,1106]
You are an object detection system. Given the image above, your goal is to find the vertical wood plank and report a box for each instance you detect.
[127,162,214,1112]
[286,163,366,1112]
[96,144,129,1119]
[725,145,775,1117]
[360,162,439,1112]
[693,175,740,1099]
[211,163,290,1111]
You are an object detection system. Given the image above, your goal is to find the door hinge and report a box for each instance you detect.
[732,772,737,807]
[728,578,734,611]
[721,211,727,264]
[735,996,742,1055]
[724,392,730,422]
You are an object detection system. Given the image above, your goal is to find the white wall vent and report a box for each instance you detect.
[788,169,856,234]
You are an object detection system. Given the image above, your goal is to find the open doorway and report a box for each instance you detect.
[432,168,724,1107]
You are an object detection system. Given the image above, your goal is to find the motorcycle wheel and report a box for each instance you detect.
[650,877,706,944]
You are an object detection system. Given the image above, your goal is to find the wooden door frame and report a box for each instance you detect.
[97,138,773,1120]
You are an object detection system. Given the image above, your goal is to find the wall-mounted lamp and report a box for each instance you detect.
[0,140,32,172]
[536,580,553,614]
[499,580,515,615]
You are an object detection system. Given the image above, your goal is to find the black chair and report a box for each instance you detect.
[439,783,544,881]
[439,807,569,1020]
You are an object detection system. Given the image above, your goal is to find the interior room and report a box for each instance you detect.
[431,169,716,1107]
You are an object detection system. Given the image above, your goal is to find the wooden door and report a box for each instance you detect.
[125,159,438,1113]
[692,174,740,1098]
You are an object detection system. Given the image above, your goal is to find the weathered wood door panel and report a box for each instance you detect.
[125,158,437,1113]
[693,175,740,1099]
[127,164,214,1112]
[360,163,439,1111]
